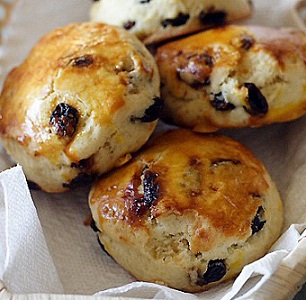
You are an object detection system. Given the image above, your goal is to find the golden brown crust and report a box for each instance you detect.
[91,129,269,241]
[156,25,306,131]
[0,22,148,143]
[248,26,306,67]
[0,22,160,192]
[89,129,283,292]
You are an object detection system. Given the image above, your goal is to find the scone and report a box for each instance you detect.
[0,22,161,193]
[156,25,306,132]
[89,129,283,292]
[90,0,252,45]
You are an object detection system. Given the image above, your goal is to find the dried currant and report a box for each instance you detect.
[50,103,79,138]
[132,167,160,217]
[201,53,214,68]
[161,12,190,28]
[197,259,227,286]
[241,36,255,50]
[243,83,268,116]
[123,21,136,30]
[210,92,236,111]
[70,158,92,171]
[177,53,214,88]
[140,0,151,3]
[71,55,93,67]
[199,9,227,25]
[130,97,164,123]
[142,169,159,207]
[251,206,266,235]
[62,173,93,189]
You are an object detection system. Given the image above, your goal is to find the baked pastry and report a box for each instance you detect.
[89,129,283,292]
[90,0,253,45]
[0,22,161,192]
[156,25,306,132]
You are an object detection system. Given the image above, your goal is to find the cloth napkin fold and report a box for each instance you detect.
[0,165,63,294]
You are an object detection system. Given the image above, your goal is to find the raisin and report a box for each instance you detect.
[132,168,159,216]
[241,36,255,51]
[251,206,266,235]
[161,13,190,28]
[139,0,151,3]
[70,158,92,171]
[199,9,227,25]
[130,97,164,123]
[71,55,93,67]
[143,169,159,207]
[71,162,79,168]
[243,83,268,116]
[210,92,236,111]
[202,54,214,68]
[177,53,214,88]
[123,21,136,30]
[63,173,93,189]
[197,259,227,286]
[50,103,79,138]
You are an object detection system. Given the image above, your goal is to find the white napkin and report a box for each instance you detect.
[0,165,63,294]
[0,0,305,299]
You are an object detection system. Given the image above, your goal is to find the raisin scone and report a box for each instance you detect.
[0,22,161,193]
[89,129,283,292]
[90,0,252,45]
[156,25,306,132]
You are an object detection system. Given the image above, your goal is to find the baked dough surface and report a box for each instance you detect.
[0,22,161,192]
[156,25,306,132]
[89,129,283,292]
[90,0,252,44]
